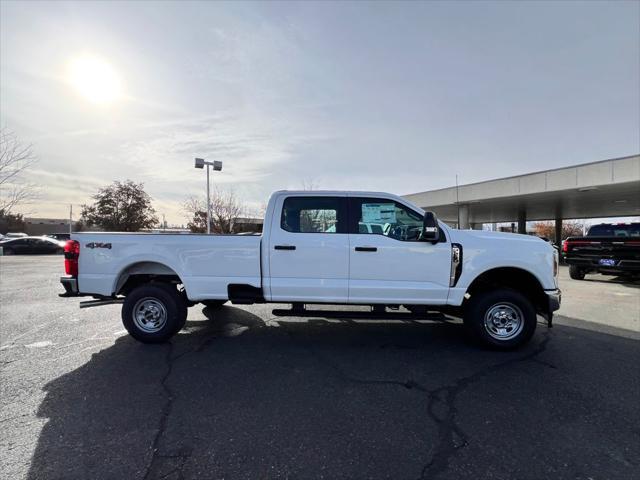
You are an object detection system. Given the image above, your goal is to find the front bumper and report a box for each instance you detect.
[59,276,79,297]
[545,289,561,313]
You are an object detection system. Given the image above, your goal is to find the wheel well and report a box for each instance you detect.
[115,262,183,296]
[466,267,547,313]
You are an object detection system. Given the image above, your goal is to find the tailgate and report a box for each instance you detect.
[565,236,640,266]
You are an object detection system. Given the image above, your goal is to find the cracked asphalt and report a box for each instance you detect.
[1,256,639,480]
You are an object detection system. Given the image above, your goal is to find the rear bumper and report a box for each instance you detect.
[566,258,640,273]
[59,276,79,297]
[545,289,561,313]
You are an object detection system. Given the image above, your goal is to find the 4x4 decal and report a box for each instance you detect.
[86,242,112,249]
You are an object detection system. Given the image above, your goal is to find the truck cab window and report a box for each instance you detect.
[588,224,640,237]
[281,196,347,233]
[350,198,424,241]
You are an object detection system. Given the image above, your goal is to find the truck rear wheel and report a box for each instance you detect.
[464,288,537,349]
[569,265,586,280]
[122,284,187,343]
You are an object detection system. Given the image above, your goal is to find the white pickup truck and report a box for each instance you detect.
[60,190,560,349]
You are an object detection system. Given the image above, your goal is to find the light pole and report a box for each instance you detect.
[194,158,222,234]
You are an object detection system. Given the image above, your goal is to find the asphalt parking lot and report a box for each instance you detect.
[1,256,639,480]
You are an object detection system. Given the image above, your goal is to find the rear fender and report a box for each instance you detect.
[112,257,186,296]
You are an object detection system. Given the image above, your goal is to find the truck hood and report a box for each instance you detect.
[450,229,548,245]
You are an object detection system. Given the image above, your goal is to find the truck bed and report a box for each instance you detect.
[74,232,262,300]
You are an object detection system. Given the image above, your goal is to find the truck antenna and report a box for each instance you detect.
[455,174,460,228]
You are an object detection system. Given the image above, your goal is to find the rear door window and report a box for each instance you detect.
[281,196,348,234]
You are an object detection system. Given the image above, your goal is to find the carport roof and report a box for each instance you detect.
[403,154,640,223]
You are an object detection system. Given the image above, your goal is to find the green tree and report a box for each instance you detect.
[81,180,158,232]
[0,209,25,234]
[187,210,208,233]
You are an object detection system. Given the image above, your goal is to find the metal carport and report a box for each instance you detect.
[403,154,640,246]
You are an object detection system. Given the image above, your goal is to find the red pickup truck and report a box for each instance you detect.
[563,223,640,280]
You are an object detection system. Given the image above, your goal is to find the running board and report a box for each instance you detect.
[271,307,447,321]
[79,298,124,309]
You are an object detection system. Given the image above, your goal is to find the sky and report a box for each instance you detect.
[1,0,639,225]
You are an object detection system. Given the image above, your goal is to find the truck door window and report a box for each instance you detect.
[281,196,347,233]
[350,198,424,241]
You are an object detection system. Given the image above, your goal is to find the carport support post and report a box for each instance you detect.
[458,204,470,229]
[517,210,527,234]
[555,218,562,250]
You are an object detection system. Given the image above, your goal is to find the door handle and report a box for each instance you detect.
[274,245,296,250]
[355,246,377,252]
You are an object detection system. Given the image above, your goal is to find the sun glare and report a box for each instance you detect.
[68,56,122,104]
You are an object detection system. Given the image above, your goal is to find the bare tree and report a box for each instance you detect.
[0,128,38,214]
[183,187,246,233]
[533,220,585,242]
[183,196,208,233]
[301,178,319,191]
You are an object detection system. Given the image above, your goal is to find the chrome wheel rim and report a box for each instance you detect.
[133,298,167,333]
[483,302,524,340]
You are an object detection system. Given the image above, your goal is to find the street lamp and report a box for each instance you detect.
[194,158,222,234]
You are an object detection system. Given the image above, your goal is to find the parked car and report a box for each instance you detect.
[58,190,560,349]
[4,232,28,238]
[1,236,65,255]
[46,233,71,241]
[563,223,640,280]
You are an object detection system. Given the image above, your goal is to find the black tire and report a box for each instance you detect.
[569,265,585,280]
[121,283,188,343]
[202,300,228,309]
[464,288,537,350]
[154,283,188,335]
[3,248,15,255]
[163,284,188,334]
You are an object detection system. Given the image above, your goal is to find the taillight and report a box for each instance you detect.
[64,240,80,276]
[563,240,592,252]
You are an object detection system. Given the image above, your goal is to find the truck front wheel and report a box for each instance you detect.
[569,265,586,280]
[464,289,537,349]
[122,284,187,343]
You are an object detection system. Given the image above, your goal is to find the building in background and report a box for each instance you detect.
[24,218,78,236]
[233,217,263,233]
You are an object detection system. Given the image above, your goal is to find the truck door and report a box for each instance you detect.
[268,195,349,303]
[347,197,451,304]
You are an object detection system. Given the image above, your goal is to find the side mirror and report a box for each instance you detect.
[422,211,440,243]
